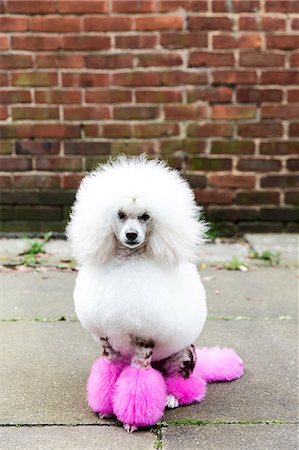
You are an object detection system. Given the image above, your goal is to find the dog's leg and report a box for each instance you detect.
[131,336,155,368]
[100,337,121,361]
[160,345,197,409]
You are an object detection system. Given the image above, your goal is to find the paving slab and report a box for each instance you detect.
[246,233,299,265]
[1,267,297,322]
[202,266,298,320]
[1,271,76,320]
[1,320,297,426]
[199,242,250,264]
[0,425,156,450]
[0,239,71,259]
[162,424,299,450]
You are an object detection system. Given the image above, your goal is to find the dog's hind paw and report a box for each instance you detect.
[124,424,138,433]
[166,394,179,409]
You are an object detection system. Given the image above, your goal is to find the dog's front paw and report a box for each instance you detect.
[124,424,139,433]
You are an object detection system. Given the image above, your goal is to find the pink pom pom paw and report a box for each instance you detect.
[165,373,207,406]
[112,365,167,431]
[195,346,244,383]
[86,357,125,417]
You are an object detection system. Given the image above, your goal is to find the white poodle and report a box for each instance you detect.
[67,155,210,430]
[67,155,207,362]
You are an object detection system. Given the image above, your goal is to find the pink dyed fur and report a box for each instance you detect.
[195,346,244,383]
[112,365,166,427]
[165,373,206,405]
[165,347,244,406]
[86,357,125,416]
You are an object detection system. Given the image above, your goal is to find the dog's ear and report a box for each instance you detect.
[66,216,116,265]
[147,218,206,266]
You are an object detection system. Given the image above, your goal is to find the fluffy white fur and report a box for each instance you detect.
[67,155,207,361]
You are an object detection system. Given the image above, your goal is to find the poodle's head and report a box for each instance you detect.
[66,155,206,266]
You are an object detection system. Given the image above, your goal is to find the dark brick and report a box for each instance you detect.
[0,140,13,155]
[285,191,299,205]
[206,208,259,222]
[182,173,207,188]
[260,208,299,222]
[287,158,299,171]
[261,176,299,188]
[186,157,232,171]
[15,141,60,155]
[260,141,299,155]
[237,221,284,233]
[1,206,61,221]
[36,157,82,172]
[211,140,254,154]
[237,158,282,172]
[64,141,111,155]
[235,191,280,205]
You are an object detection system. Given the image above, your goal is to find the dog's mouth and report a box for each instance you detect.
[123,240,141,248]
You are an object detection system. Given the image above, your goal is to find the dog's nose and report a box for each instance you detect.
[126,231,138,242]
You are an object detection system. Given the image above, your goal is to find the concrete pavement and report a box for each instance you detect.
[0,235,298,449]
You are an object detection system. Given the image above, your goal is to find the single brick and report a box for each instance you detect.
[211,140,255,154]
[0,73,8,86]
[213,0,260,12]
[0,157,32,171]
[285,191,299,205]
[112,72,160,87]
[3,206,62,222]
[194,189,233,205]
[237,88,283,103]
[187,87,232,103]
[265,0,299,13]
[0,90,31,104]
[62,73,109,87]
[237,158,282,172]
[267,35,299,50]
[261,175,299,188]
[36,54,84,69]
[31,124,81,139]
[0,124,33,139]
[62,35,111,50]
[186,157,232,171]
[0,35,8,50]
[85,89,132,104]
[187,123,233,137]
[236,191,280,205]
[63,174,84,189]
[261,105,299,119]
[0,106,8,120]
[133,123,179,138]
[237,221,284,233]
[211,105,256,120]
[84,16,133,31]
[6,1,57,13]
[260,208,299,222]
[31,15,80,32]
[36,157,82,172]
[238,122,282,137]
[0,140,13,155]
[260,141,299,155]
[12,35,61,51]
[64,141,111,155]
[161,32,207,48]
[15,140,60,155]
[0,175,12,188]
[290,123,299,137]
[101,124,132,138]
[209,174,255,189]
[135,15,183,31]
[112,0,156,13]
[0,54,33,69]
[206,208,259,222]
[188,16,232,30]
[164,105,207,120]
[84,54,133,69]
[58,1,108,14]
[292,18,299,30]
[160,0,207,12]
[35,89,82,104]
[113,106,160,120]
[11,72,58,87]
[0,16,29,31]
[239,16,286,31]
[63,106,110,120]
[261,71,299,85]
[115,34,157,49]
[290,53,299,67]
[213,33,262,49]
[240,51,285,67]
[160,70,208,85]
[12,106,59,121]
[212,70,257,84]
[111,141,156,156]
[189,51,234,67]
[136,53,183,67]
[287,158,299,171]
[136,89,182,103]
[182,173,207,189]
[14,175,60,189]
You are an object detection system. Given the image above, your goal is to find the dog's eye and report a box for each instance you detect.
[139,213,150,222]
[118,211,126,220]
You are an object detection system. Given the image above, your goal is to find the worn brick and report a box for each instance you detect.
[212,70,257,84]
[188,16,232,30]
[0,90,31,104]
[209,174,255,189]
[112,0,156,13]
[211,140,255,154]
[64,141,111,155]
[261,176,299,188]
[0,35,8,50]
[187,123,233,137]
[113,106,160,120]
[213,33,262,49]
[240,51,285,67]
[35,89,82,104]
[237,88,283,103]
[189,51,234,67]
[236,191,280,205]
[260,141,299,155]
[12,107,59,121]
[238,123,282,137]
[0,140,13,155]
[85,89,132,104]
[0,73,8,86]
[187,157,232,171]
[160,71,208,85]
[206,208,259,222]
[237,158,282,172]
[15,140,60,155]
[136,89,182,103]
[290,53,299,67]
[0,54,33,69]
[211,105,256,120]
[0,158,32,171]
[14,174,61,189]
[112,72,160,87]
[62,174,84,189]
[160,0,207,11]
[161,32,207,48]
[36,53,84,69]
[36,157,82,172]
[85,54,134,69]
[187,87,232,103]
[265,1,299,13]
[64,106,110,120]
[62,73,109,87]
[136,53,183,67]
[213,0,260,12]
[239,16,286,31]
[11,72,58,87]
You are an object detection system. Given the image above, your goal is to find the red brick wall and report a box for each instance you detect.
[0,0,299,234]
